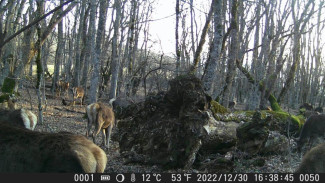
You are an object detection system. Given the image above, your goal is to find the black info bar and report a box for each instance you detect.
[0,173,324,183]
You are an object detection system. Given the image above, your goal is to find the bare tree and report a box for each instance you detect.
[109,0,122,99]
[175,0,180,76]
[51,0,65,96]
[72,1,86,87]
[220,0,239,108]
[202,0,224,95]
[89,0,109,103]
[278,0,315,103]
[88,0,99,103]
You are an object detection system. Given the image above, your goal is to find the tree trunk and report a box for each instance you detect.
[221,0,238,108]
[73,1,86,87]
[109,0,121,99]
[35,1,44,125]
[51,0,64,96]
[189,0,214,74]
[202,0,223,95]
[175,0,180,76]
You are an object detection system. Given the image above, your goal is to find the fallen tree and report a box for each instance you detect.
[114,75,211,168]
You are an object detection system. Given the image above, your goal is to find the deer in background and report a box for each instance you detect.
[0,98,16,110]
[228,101,236,110]
[0,122,107,173]
[0,108,37,130]
[56,80,70,97]
[73,87,85,106]
[297,114,325,152]
[86,99,116,148]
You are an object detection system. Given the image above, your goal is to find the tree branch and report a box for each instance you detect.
[0,0,75,49]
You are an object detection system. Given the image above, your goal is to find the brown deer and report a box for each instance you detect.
[56,80,70,97]
[86,99,115,148]
[297,114,325,152]
[73,87,85,106]
[296,142,325,173]
[0,122,107,173]
[0,108,37,130]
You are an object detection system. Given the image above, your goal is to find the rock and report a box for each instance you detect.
[198,155,234,173]
[236,111,270,155]
[112,98,132,119]
[200,112,239,154]
[115,75,211,168]
[261,131,289,154]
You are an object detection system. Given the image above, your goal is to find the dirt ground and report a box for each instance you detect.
[11,81,302,173]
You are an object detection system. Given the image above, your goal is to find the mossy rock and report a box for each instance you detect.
[236,111,270,155]
[259,110,301,137]
[291,114,305,128]
[1,77,16,93]
[232,110,302,137]
[211,100,229,115]
[0,94,10,103]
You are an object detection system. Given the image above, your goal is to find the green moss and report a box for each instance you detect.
[292,114,305,128]
[1,77,16,93]
[211,100,229,115]
[266,110,304,129]
[299,108,306,115]
[239,110,268,119]
[0,94,10,103]
[240,110,302,127]
[268,94,282,111]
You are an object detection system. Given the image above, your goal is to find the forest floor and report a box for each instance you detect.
[14,81,302,173]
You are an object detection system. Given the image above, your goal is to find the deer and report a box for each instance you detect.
[0,122,107,173]
[297,114,325,152]
[0,108,37,130]
[228,101,236,110]
[56,80,70,98]
[300,103,314,111]
[73,87,85,106]
[296,142,325,173]
[315,106,323,113]
[86,99,116,148]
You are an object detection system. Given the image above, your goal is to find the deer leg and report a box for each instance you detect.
[92,119,103,144]
[106,125,113,148]
[86,117,92,137]
[102,128,107,147]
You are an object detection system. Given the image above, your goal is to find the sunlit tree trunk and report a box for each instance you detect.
[73,1,86,87]
[51,0,64,95]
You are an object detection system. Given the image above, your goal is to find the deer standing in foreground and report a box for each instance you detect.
[86,99,115,148]
[0,122,107,173]
[296,142,325,173]
[297,114,325,152]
